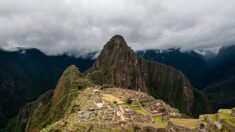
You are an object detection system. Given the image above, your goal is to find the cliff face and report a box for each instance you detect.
[88,35,210,116]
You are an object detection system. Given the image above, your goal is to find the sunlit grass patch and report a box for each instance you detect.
[101,94,124,104]
[218,109,235,126]
[137,123,167,128]
[169,118,200,129]
[219,109,231,114]
[208,114,217,121]
[135,109,150,116]
[128,100,150,116]
[153,116,166,124]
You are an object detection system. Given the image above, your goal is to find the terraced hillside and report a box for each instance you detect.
[41,87,182,131]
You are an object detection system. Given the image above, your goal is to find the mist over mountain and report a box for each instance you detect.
[0,0,235,57]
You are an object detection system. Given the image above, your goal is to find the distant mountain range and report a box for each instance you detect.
[137,45,235,110]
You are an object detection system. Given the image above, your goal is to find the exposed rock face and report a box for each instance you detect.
[88,35,210,116]
[89,35,146,92]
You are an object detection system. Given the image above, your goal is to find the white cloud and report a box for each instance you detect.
[0,0,235,56]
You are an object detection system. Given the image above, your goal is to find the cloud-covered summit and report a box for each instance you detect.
[0,0,235,56]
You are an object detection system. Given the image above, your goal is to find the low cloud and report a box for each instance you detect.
[0,0,235,56]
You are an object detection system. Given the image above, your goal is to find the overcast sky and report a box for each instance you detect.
[0,0,235,56]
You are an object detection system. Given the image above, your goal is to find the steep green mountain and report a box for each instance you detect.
[87,35,211,116]
[4,65,94,132]
[0,49,94,128]
[137,45,235,110]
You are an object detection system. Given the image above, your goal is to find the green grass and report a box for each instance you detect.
[218,109,235,126]
[136,123,167,128]
[153,117,166,123]
[101,94,124,104]
[209,114,217,121]
[135,109,150,116]
[129,100,150,116]
[169,118,200,129]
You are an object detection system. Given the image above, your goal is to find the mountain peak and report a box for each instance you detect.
[92,35,135,70]
[103,35,129,52]
[51,65,81,107]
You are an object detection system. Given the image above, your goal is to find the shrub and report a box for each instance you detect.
[159,108,166,113]
[126,97,132,104]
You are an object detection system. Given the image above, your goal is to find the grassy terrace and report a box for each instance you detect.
[153,117,166,124]
[129,100,150,115]
[101,93,124,104]
[218,109,235,126]
[136,123,167,128]
[169,118,200,129]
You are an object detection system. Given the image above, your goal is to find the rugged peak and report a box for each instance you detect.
[64,65,81,75]
[102,35,130,53]
[92,35,136,70]
[110,34,126,45]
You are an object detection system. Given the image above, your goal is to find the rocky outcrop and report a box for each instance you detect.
[88,35,210,116]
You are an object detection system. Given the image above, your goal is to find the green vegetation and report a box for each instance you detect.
[102,94,124,104]
[126,97,132,104]
[218,109,235,126]
[135,109,150,116]
[129,100,150,116]
[209,114,217,121]
[169,118,200,129]
[136,123,167,128]
[153,117,166,124]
